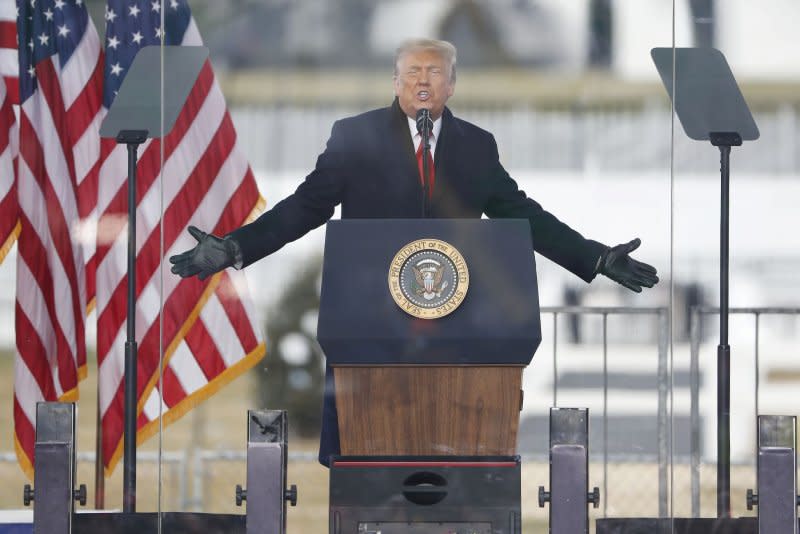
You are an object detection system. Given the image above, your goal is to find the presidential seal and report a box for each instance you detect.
[388,239,469,319]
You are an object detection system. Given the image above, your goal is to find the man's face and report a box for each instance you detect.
[393,48,455,120]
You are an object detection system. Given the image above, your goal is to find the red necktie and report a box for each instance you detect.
[416,139,435,198]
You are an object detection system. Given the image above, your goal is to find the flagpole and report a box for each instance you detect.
[94,393,105,509]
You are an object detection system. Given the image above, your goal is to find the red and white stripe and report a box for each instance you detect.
[0,0,18,262]
[0,0,17,105]
[95,19,265,472]
[13,21,105,476]
[0,75,17,264]
[62,23,106,304]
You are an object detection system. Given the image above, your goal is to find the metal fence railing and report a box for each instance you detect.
[688,306,800,517]
[2,306,798,521]
[543,306,670,518]
[0,306,674,518]
[196,306,672,519]
[0,451,188,511]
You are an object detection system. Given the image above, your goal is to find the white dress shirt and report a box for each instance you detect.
[406,115,442,160]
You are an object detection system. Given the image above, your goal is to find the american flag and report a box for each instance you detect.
[96,0,265,473]
[12,0,265,477]
[0,0,18,263]
[0,0,17,104]
[0,76,17,264]
[13,0,99,475]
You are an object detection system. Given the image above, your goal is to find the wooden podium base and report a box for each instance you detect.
[334,366,523,456]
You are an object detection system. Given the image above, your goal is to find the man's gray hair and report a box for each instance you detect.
[394,38,457,83]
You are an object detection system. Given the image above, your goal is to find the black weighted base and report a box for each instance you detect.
[597,517,769,534]
[73,512,245,534]
[329,456,521,534]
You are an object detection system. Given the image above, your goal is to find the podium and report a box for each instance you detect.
[318,219,541,533]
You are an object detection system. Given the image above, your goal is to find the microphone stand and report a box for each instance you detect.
[422,131,431,218]
[417,109,432,218]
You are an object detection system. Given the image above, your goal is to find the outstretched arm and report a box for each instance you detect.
[481,135,658,291]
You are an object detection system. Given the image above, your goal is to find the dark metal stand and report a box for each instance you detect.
[118,129,148,513]
[22,403,86,534]
[538,408,600,534]
[235,410,297,534]
[710,131,741,517]
[746,415,799,533]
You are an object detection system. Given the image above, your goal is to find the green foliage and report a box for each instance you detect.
[255,256,325,438]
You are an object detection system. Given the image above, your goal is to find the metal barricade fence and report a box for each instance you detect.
[543,306,670,518]
[4,305,798,520]
[191,450,317,512]
[689,306,800,517]
[191,306,672,518]
[0,451,187,511]
[0,306,673,517]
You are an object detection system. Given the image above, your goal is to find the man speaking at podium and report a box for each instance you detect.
[170,38,658,465]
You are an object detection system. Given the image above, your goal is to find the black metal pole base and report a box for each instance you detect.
[123,340,138,514]
[717,343,731,517]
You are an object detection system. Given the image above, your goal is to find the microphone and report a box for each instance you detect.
[415,108,433,147]
[415,109,433,218]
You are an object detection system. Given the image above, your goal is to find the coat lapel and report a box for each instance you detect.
[388,98,422,190]
[431,106,464,216]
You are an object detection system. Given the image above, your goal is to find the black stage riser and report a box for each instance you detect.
[597,517,773,534]
[73,512,245,534]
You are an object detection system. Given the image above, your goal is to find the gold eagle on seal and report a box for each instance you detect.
[412,260,448,300]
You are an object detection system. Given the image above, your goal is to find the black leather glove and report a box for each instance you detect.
[596,238,659,293]
[169,226,238,281]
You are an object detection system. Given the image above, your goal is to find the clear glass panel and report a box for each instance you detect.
[157,0,268,526]
[160,0,675,531]
[515,0,673,529]
[156,0,236,524]
[0,1,681,533]
[672,0,800,522]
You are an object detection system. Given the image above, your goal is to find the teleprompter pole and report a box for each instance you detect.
[119,130,148,513]
[710,131,741,518]
[651,47,759,520]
